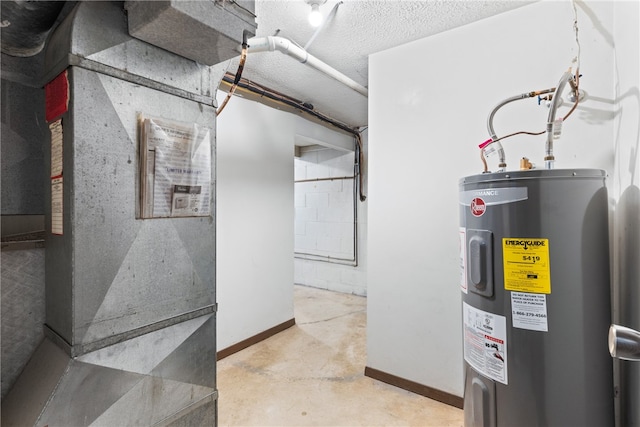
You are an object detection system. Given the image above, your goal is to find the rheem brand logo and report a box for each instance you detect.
[471,197,486,217]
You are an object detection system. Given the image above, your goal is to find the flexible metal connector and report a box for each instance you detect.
[485,88,555,171]
[486,94,528,170]
[544,70,574,169]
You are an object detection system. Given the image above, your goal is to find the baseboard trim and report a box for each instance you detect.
[217,318,296,361]
[364,366,463,409]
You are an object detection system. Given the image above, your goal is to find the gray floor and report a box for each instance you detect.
[217,285,463,426]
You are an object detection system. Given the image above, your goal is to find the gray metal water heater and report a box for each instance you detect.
[459,169,614,427]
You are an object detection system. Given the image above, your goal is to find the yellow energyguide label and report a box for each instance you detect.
[502,238,551,294]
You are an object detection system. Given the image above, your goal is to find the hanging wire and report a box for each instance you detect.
[481,0,583,174]
[572,0,581,71]
[217,30,250,115]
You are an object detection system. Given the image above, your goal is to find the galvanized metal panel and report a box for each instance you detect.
[0,247,46,399]
[6,312,216,425]
[0,1,64,57]
[162,396,217,427]
[151,315,216,389]
[44,2,217,98]
[36,361,145,426]
[43,66,217,353]
[125,0,256,66]
[32,359,217,427]
[0,339,70,427]
[76,314,211,373]
[2,2,221,424]
[86,377,215,426]
[0,79,46,215]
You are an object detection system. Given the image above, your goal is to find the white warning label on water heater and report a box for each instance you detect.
[511,292,548,332]
[463,302,508,384]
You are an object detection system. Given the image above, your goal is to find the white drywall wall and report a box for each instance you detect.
[216,92,295,350]
[215,89,363,349]
[367,0,615,397]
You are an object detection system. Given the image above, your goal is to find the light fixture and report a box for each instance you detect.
[305,0,327,27]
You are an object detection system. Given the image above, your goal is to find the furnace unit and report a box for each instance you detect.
[459,169,614,427]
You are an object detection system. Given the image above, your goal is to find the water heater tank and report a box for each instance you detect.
[459,169,614,427]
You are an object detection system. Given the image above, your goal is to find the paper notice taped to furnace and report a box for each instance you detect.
[139,116,211,218]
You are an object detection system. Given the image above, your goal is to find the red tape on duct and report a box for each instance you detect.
[45,70,69,122]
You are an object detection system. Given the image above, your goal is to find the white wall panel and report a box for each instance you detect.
[216,92,295,350]
[368,0,615,396]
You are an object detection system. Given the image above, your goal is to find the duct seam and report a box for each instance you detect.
[154,391,219,426]
[56,55,217,107]
[44,304,217,357]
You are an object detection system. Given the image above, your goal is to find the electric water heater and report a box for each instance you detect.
[459,169,614,427]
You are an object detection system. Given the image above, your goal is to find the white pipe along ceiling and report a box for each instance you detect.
[247,36,368,97]
[227,0,534,127]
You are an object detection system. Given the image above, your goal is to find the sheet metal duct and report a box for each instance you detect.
[125,0,256,66]
[0,1,65,57]
[1,1,253,424]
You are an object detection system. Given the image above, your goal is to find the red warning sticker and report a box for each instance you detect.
[471,197,486,217]
[45,70,69,122]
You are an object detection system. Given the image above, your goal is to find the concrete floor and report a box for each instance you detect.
[217,285,464,426]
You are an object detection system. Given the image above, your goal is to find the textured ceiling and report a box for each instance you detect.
[229,0,534,127]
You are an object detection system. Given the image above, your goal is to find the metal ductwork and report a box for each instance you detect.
[0,1,66,57]
[1,1,256,425]
[125,0,256,66]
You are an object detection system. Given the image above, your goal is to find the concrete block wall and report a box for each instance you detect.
[294,139,368,296]
[295,146,354,258]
